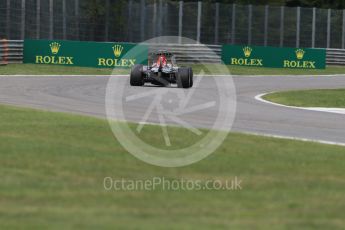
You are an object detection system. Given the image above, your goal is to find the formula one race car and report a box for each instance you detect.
[130,50,193,88]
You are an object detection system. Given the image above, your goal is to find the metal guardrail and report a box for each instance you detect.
[1,40,345,66]
[0,40,8,65]
[0,40,23,65]
[151,44,345,66]
[149,43,221,64]
[326,49,345,66]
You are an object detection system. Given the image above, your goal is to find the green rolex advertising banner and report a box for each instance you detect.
[222,45,326,69]
[23,39,148,68]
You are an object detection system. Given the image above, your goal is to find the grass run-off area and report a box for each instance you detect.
[1,63,345,75]
[263,89,345,108]
[1,104,345,229]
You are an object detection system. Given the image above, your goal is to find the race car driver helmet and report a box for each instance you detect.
[156,54,167,67]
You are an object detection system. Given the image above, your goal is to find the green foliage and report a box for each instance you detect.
[285,0,345,9]
[80,0,129,41]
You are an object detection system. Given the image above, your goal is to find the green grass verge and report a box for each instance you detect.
[1,63,345,76]
[1,104,345,229]
[0,64,119,75]
[197,64,345,75]
[263,89,345,108]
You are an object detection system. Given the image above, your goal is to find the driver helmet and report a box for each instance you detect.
[156,54,167,67]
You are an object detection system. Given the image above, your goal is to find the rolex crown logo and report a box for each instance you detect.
[113,45,124,58]
[295,49,305,60]
[243,46,252,58]
[50,42,61,55]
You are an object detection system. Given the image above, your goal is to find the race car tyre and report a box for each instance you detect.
[177,67,193,88]
[130,64,144,86]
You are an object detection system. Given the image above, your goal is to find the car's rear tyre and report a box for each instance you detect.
[130,64,144,86]
[177,67,193,88]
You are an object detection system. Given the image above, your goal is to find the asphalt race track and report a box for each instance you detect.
[1,75,345,145]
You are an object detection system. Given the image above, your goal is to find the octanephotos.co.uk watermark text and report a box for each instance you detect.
[103,176,243,191]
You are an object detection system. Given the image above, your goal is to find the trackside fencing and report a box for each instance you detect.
[1,40,345,66]
[2,0,345,49]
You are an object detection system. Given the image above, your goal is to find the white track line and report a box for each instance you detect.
[0,75,123,77]
[254,92,345,147]
[255,92,345,115]
[240,131,345,147]
[232,74,345,77]
[114,118,345,147]
[112,118,345,147]
[1,74,345,77]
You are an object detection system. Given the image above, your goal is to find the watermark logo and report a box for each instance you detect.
[105,36,236,167]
